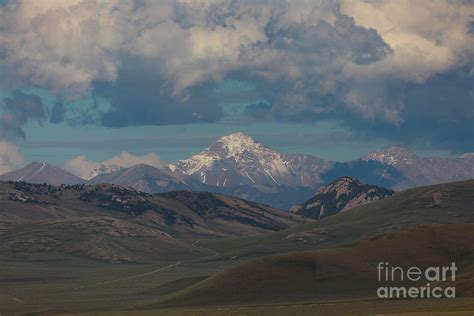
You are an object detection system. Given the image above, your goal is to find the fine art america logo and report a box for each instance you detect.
[377,262,457,299]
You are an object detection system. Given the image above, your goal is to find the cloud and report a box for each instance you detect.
[0,140,25,174]
[0,0,472,152]
[0,91,46,140]
[64,155,96,179]
[92,62,223,127]
[0,0,127,97]
[49,100,65,124]
[340,0,474,82]
[65,151,164,179]
[239,10,395,122]
[346,69,474,152]
[103,152,164,169]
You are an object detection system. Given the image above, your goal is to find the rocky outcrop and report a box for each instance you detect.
[291,176,394,219]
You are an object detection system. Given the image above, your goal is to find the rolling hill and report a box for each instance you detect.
[0,181,308,263]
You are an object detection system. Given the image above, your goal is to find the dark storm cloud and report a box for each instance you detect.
[245,102,272,120]
[264,12,393,65]
[0,91,46,140]
[238,11,395,124]
[331,70,474,152]
[468,16,474,34]
[92,62,223,127]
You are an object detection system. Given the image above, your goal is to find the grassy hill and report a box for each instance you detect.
[152,223,474,308]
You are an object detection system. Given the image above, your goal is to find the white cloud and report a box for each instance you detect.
[0,0,132,97]
[103,152,163,169]
[64,155,97,179]
[65,151,163,179]
[340,0,474,82]
[0,140,25,174]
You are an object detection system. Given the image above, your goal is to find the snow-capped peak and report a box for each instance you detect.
[86,164,123,180]
[362,146,417,166]
[209,132,264,157]
[169,132,293,186]
[219,132,257,144]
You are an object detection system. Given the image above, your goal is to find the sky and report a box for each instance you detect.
[0,0,473,175]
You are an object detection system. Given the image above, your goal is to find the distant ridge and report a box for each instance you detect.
[362,146,474,189]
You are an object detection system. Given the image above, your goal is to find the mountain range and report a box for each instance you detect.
[1,132,473,209]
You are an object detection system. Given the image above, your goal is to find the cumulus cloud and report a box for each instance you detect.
[64,155,96,179]
[0,0,472,152]
[340,0,474,82]
[0,140,25,174]
[65,151,164,179]
[0,0,128,97]
[103,152,163,169]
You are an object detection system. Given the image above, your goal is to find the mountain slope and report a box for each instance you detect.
[291,176,394,219]
[0,162,85,185]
